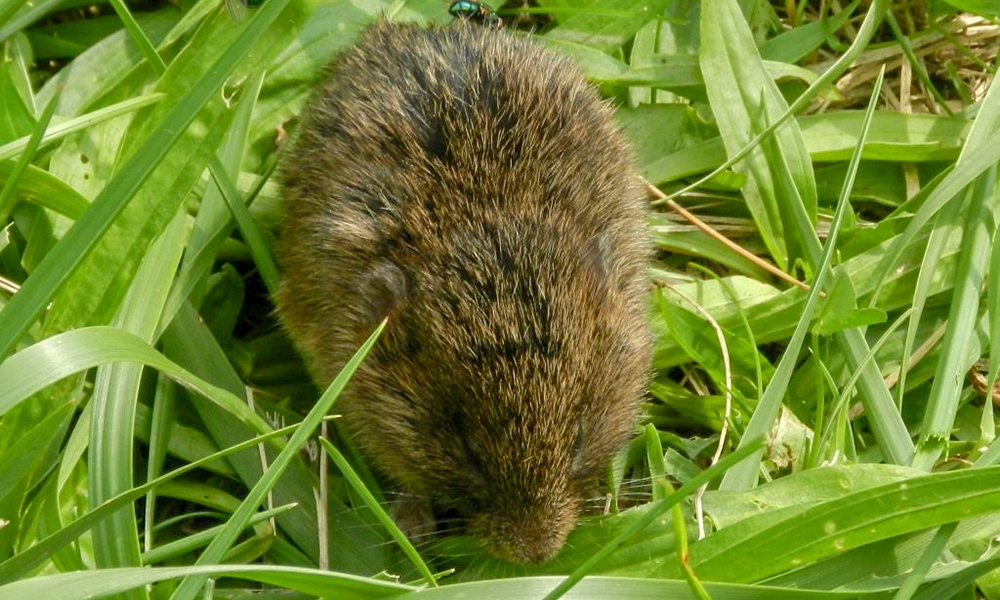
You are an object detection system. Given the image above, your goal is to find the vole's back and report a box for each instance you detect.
[278,21,649,565]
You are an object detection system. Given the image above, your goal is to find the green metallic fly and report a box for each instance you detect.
[448,1,504,29]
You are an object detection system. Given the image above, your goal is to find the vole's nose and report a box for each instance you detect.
[471,500,578,565]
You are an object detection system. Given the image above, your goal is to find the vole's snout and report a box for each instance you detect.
[470,498,580,565]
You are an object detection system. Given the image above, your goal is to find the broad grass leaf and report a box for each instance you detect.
[0,326,272,434]
[801,112,968,163]
[659,288,773,400]
[543,0,672,54]
[133,400,235,477]
[0,94,163,162]
[647,378,728,432]
[646,112,969,186]
[0,0,65,45]
[700,0,818,270]
[616,104,690,172]
[47,108,134,204]
[169,320,385,599]
[422,576,887,599]
[0,567,886,599]
[815,271,886,335]
[627,11,692,105]
[88,212,190,584]
[911,170,996,470]
[0,403,74,560]
[871,61,1000,305]
[815,162,909,208]
[606,55,816,103]
[160,304,393,573]
[608,54,704,97]
[912,554,1000,600]
[0,565,413,599]
[651,228,774,279]
[651,275,781,368]
[643,137,728,185]
[604,465,924,580]
[28,15,127,60]
[767,516,1000,591]
[0,163,89,219]
[0,40,35,142]
[703,464,922,527]
[538,37,629,81]
[940,0,1000,16]
[682,466,1000,583]
[0,92,58,223]
[0,0,306,358]
[758,0,858,63]
[981,570,1000,600]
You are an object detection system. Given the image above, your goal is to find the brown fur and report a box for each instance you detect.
[276,20,649,564]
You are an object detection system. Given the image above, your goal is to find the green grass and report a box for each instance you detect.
[1,0,1000,598]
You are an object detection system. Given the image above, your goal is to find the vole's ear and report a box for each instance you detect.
[358,261,409,326]
[582,230,613,286]
[583,225,646,294]
[356,260,419,362]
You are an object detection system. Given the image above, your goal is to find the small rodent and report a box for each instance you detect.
[277,20,650,565]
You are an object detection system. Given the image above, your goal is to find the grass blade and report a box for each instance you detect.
[0,0,294,359]
[911,169,996,470]
[870,57,1000,305]
[168,319,386,600]
[88,210,190,586]
[0,424,296,584]
[0,326,272,434]
[0,90,59,223]
[541,438,764,600]
[321,438,437,588]
[721,66,891,489]
[0,565,414,599]
[700,0,817,270]
[0,94,163,161]
[690,466,1000,583]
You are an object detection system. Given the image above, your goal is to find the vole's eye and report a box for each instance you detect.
[462,435,488,487]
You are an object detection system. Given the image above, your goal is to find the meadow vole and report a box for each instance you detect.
[276,20,650,564]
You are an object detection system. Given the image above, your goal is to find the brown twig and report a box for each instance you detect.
[646,181,812,292]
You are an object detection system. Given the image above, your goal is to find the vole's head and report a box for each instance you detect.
[356,253,649,564]
[451,354,640,565]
